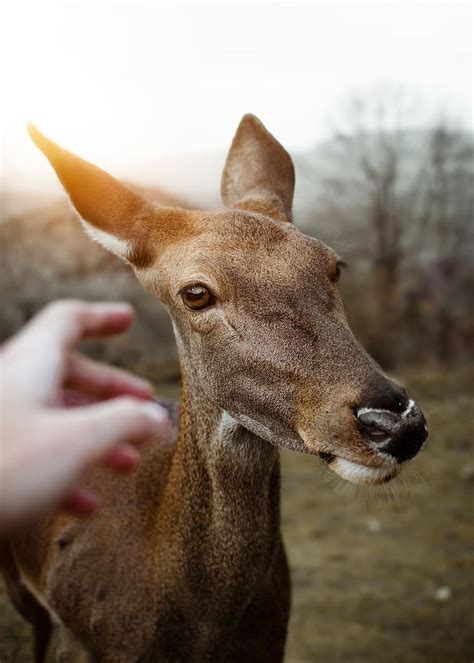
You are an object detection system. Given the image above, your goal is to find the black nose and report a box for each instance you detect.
[356,400,428,462]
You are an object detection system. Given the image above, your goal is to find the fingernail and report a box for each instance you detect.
[100,302,136,320]
[102,302,133,312]
[107,444,140,472]
[61,489,98,517]
[135,378,155,396]
[142,402,169,425]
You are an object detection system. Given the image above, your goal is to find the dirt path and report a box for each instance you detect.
[1,370,472,662]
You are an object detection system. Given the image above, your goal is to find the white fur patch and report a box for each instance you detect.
[218,411,240,440]
[216,411,276,467]
[356,405,386,418]
[331,457,399,485]
[80,219,130,260]
[357,398,415,420]
[401,399,415,418]
[235,413,275,442]
[218,411,276,448]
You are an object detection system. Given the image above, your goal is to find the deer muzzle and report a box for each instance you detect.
[356,399,428,463]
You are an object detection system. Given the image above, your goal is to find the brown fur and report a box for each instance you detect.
[5,115,424,662]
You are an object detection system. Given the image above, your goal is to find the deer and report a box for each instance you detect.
[2,114,428,663]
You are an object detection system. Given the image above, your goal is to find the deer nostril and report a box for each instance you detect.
[355,401,428,462]
[356,408,400,441]
[365,428,390,444]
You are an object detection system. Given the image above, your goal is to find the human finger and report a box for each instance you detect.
[103,443,140,472]
[59,444,139,519]
[60,488,98,517]
[1,301,136,404]
[64,354,155,402]
[33,300,135,349]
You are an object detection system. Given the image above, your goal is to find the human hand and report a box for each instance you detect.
[0,300,169,531]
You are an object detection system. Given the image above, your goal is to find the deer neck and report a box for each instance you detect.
[158,363,281,571]
[176,365,279,506]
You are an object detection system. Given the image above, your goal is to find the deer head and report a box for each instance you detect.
[28,115,427,485]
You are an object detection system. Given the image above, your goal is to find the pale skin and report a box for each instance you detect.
[0,300,169,532]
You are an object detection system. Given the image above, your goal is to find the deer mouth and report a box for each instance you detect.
[319,453,400,485]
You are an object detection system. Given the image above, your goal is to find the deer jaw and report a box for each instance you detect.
[28,114,428,487]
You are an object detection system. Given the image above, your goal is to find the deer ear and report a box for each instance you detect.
[28,124,153,262]
[221,114,295,224]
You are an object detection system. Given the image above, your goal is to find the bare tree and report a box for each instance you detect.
[417,122,474,362]
[304,86,473,368]
[317,86,425,367]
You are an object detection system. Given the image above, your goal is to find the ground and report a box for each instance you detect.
[1,368,472,662]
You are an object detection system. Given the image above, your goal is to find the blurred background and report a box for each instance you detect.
[1,2,472,662]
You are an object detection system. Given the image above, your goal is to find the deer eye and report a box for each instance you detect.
[181,284,216,311]
[332,260,346,283]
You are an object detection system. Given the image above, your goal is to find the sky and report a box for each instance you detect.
[1,1,472,191]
